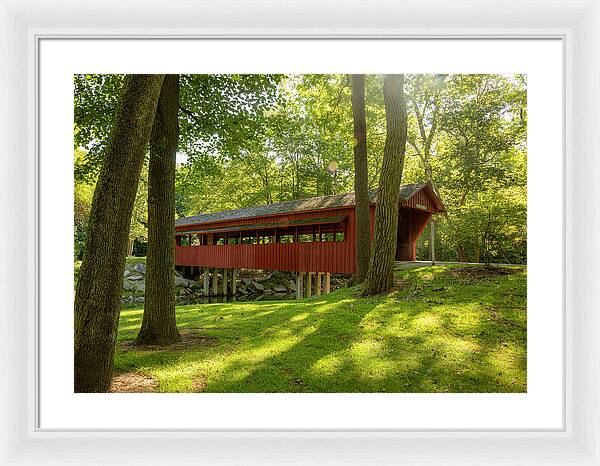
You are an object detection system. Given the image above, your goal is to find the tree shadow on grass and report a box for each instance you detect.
[114,268,527,393]
[115,296,363,391]
[203,298,372,392]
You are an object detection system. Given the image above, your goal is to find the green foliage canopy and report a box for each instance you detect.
[75,73,527,264]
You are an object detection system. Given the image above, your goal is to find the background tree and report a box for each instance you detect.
[74,74,165,392]
[137,75,181,346]
[74,149,95,260]
[363,74,408,295]
[75,74,282,241]
[351,74,370,283]
[173,74,354,214]
[127,166,149,256]
[409,74,527,263]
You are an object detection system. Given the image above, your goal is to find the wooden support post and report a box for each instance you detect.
[232,269,237,295]
[325,273,331,294]
[223,268,228,295]
[316,273,322,296]
[203,267,209,296]
[306,273,313,298]
[430,220,436,265]
[296,272,304,299]
[212,268,218,296]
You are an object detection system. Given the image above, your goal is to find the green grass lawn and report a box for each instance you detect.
[114,265,526,393]
[125,256,146,265]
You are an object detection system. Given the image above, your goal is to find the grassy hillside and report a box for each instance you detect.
[113,264,526,393]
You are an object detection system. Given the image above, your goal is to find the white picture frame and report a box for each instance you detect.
[1,0,598,464]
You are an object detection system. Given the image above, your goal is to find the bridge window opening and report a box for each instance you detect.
[176,221,346,247]
[321,232,334,242]
[278,234,295,243]
[242,233,257,244]
[257,229,275,244]
[297,225,314,242]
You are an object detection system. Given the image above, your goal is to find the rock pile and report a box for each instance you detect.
[121,260,351,303]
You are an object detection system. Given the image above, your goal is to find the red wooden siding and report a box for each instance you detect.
[400,188,439,212]
[408,210,432,260]
[174,185,442,273]
[175,241,355,274]
[176,208,356,274]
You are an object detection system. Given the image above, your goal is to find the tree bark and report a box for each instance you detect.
[74,74,165,392]
[351,74,371,283]
[137,75,182,346]
[457,244,468,262]
[363,75,408,295]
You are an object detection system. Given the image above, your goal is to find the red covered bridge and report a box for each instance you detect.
[174,182,444,297]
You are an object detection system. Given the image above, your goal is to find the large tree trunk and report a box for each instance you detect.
[137,75,182,346]
[351,74,371,283]
[363,74,408,295]
[74,75,165,392]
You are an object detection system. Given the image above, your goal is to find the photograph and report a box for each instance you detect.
[73,73,527,394]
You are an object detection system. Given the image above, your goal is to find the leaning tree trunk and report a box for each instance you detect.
[351,74,371,284]
[363,74,408,295]
[137,75,182,346]
[74,74,165,392]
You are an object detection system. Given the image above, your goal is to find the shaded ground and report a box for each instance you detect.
[113,265,527,393]
[111,372,158,393]
[119,329,219,352]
